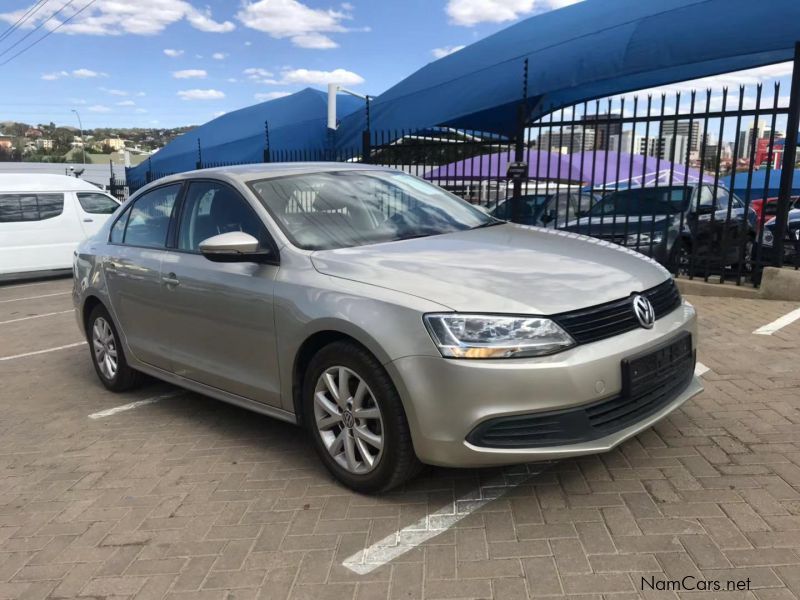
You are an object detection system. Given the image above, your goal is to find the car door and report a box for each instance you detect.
[75,191,120,237]
[103,183,181,370]
[0,192,76,275]
[159,179,282,406]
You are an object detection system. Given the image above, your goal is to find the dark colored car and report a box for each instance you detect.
[755,208,800,274]
[489,191,600,228]
[559,184,757,274]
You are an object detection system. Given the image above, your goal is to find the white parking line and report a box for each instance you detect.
[695,362,710,377]
[0,341,87,362]
[342,464,548,575]
[88,391,183,419]
[0,310,73,326]
[0,280,65,291]
[0,291,71,304]
[753,307,800,335]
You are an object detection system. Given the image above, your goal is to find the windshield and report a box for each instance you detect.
[588,187,689,217]
[248,170,492,250]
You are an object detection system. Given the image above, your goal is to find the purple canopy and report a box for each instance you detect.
[424,150,711,187]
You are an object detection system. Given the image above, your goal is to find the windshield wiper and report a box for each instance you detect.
[471,219,504,229]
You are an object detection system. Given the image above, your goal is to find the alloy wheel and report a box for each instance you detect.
[92,317,118,380]
[313,366,384,474]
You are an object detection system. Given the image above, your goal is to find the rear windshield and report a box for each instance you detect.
[589,187,689,217]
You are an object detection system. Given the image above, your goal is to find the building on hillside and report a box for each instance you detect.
[97,138,126,151]
[35,139,54,151]
[25,128,43,138]
[0,135,13,150]
[661,120,701,153]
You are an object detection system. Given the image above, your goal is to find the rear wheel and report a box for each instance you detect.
[669,239,693,276]
[303,341,421,493]
[87,304,143,392]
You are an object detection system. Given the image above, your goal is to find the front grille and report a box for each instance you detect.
[552,279,681,345]
[466,332,694,449]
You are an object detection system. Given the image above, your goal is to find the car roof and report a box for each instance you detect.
[0,173,103,193]
[132,162,399,196]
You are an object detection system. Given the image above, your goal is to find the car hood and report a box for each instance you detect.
[310,224,670,314]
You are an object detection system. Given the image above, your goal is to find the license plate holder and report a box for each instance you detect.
[621,331,693,399]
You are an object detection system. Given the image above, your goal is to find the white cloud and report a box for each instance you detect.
[41,70,69,80]
[163,48,184,57]
[280,67,363,86]
[213,110,227,117]
[445,0,580,26]
[244,40,252,46]
[212,52,228,60]
[432,45,465,59]
[101,88,128,96]
[0,1,234,36]
[135,108,148,113]
[42,68,106,80]
[88,105,112,113]
[243,67,277,84]
[227,77,238,83]
[236,0,356,49]
[72,68,107,78]
[116,100,136,106]
[172,69,207,79]
[177,88,226,100]
[255,91,292,101]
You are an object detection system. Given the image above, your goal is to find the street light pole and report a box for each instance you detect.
[71,109,85,166]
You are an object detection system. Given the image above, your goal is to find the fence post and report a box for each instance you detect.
[511,58,529,223]
[196,138,203,170]
[773,41,800,268]
[361,130,372,164]
[263,120,271,163]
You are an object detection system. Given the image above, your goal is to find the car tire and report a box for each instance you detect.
[303,340,422,493]
[669,239,693,276]
[87,304,143,392]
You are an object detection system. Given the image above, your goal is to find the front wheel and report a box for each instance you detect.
[303,341,421,493]
[87,304,143,392]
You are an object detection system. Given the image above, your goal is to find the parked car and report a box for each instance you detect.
[73,164,702,493]
[560,184,757,274]
[750,196,800,232]
[0,174,120,281]
[489,191,600,227]
[754,208,800,278]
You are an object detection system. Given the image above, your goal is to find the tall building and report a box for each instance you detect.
[537,126,596,154]
[661,120,701,153]
[737,120,767,160]
[580,113,622,150]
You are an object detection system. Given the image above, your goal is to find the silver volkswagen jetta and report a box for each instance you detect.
[73,164,703,492]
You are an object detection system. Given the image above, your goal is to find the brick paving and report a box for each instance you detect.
[0,278,799,599]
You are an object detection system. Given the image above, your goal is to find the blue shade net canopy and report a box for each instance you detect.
[126,88,364,183]
[335,0,800,149]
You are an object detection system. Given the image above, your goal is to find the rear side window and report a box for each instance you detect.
[122,184,181,248]
[78,192,119,214]
[0,193,64,222]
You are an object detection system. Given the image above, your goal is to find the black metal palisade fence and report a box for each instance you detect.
[117,48,800,287]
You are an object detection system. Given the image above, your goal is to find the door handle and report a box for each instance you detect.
[162,273,180,286]
[83,218,94,223]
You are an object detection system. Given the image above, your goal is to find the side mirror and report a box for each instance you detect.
[577,209,589,218]
[199,232,274,263]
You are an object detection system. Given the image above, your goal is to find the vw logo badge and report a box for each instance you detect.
[632,294,655,329]
[342,410,355,429]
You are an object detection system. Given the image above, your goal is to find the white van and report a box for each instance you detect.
[0,174,120,281]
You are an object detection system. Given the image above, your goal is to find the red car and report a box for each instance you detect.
[751,196,800,231]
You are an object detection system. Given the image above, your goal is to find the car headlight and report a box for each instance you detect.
[626,231,664,245]
[423,314,575,359]
[762,229,774,247]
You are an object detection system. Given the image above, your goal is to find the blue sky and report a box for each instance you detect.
[0,0,582,129]
[0,0,793,133]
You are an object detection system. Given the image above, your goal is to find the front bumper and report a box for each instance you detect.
[386,301,701,468]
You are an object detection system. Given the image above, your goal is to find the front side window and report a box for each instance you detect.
[178,181,270,251]
[0,193,64,223]
[78,192,119,214]
[109,205,131,244]
[123,184,180,248]
[249,170,492,250]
